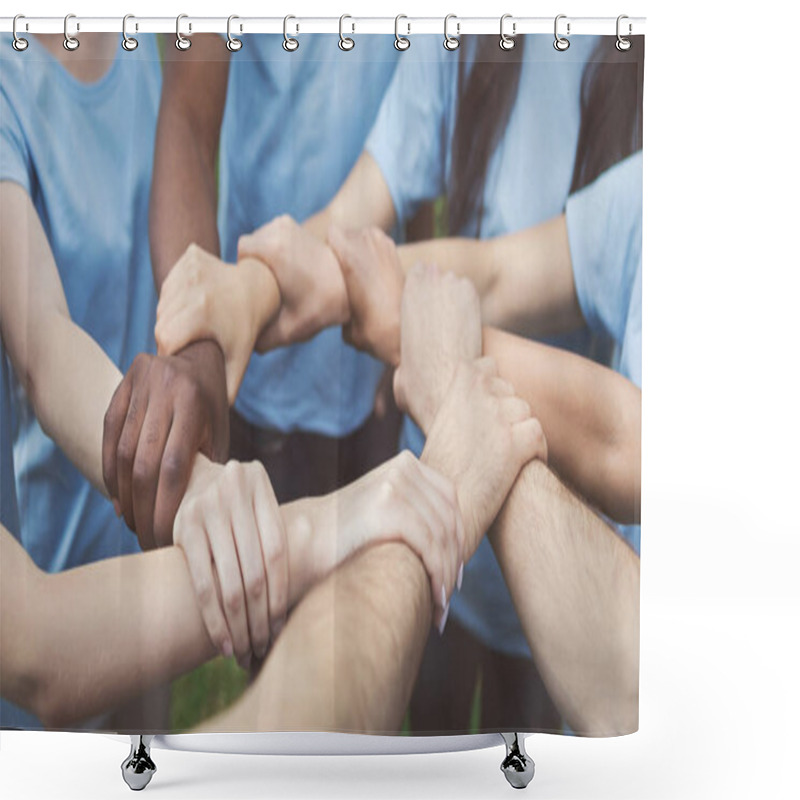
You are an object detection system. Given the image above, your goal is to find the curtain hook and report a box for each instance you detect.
[175,14,191,51]
[227,15,243,52]
[616,14,632,51]
[121,14,138,51]
[12,15,29,51]
[554,14,570,51]
[444,14,460,51]
[499,14,516,51]
[394,14,410,51]
[63,13,80,51]
[283,15,299,51]
[339,14,355,51]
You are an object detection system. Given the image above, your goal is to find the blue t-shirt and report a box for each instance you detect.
[567,152,643,555]
[0,35,161,572]
[0,344,41,729]
[219,35,400,436]
[366,34,606,658]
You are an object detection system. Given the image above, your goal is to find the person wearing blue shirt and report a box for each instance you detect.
[0,31,166,729]
[294,33,644,731]
[142,34,402,509]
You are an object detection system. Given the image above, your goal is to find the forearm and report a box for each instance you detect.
[26,313,122,496]
[195,542,430,733]
[484,326,641,524]
[0,528,214,729]
[489,460,640,735]
[150,36,229,288]
[399,216,583,338]
[305,151,397,241]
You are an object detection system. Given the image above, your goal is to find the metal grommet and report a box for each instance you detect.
[394,14,410,51]
[63,13,80,51]
[283,15,299,52]
[616,14,632,51]
[339,15,354,51]
[227,15,243,52]
[12,15,29,52]
[443,14,460,51]
[499,14,515,51]
[121,14,138,51]
[175,13,191,51]
[554,14,570,51]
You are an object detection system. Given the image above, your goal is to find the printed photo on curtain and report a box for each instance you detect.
[0,24,643,754]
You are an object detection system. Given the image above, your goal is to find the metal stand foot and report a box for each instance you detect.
[121,735,157,791]
[500,733,535,789]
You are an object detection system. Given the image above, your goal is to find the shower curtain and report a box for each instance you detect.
[0,26,643,740]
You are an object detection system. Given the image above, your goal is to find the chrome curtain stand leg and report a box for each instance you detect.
[121,734,157,791]
[500,733,535,789]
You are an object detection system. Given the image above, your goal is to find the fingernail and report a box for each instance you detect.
[438,601,450,636]
[221,639,233,658]
[440,583,447,610]
[457,562,464,591]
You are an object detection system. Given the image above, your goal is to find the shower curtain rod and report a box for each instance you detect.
[0,15,646,37]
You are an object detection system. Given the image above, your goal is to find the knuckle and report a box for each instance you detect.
[195,578,215,607]
[264,536,286,572]
[162,450,187,488]
[223,586,244,615]
[245,571,266,600]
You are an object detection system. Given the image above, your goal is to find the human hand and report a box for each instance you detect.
[174,455,289,669]
[102,340,230,550]
[326,225,404,366]
[155,244,280,404]
[313,451,464,635]
[237,215,349,349]
[393,263,483,434]
[422,358,548,558]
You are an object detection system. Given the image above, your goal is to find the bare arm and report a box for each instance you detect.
[0,495,350,730]
[195,541,431,733]
[0,524,216,729]
[0,182,121,495]
[398,215,584,339]
[304,151,397,240]
[331,227,641,524]
[485,327,641,524]
[490,460,640,736]
[150,34,229,282]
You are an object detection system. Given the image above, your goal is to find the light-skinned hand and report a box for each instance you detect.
[394,262,483,434]
[173,456,289,670]
[238,215,349,349]
[422,358,548,558]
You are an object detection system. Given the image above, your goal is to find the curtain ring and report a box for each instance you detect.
[499,14,516,51]
[175,14,191,51]
[63,13,80,51]
[283,15,299,51]
[339,15,355,51]
[443,14,460,51]
[394,14,410,51]
[121,14,138,51]
[553,14,570,51]
[227,15,243,52]
[616,14,632,51]
[12,15,29,52]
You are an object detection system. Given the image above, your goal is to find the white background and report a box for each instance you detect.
[1,0,798,798]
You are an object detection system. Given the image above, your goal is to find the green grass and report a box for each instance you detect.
[170,656,250,731]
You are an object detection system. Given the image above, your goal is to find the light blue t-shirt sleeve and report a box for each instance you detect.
[0,88,33,192]
[365,38,455,225]
[566,151,643,361]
